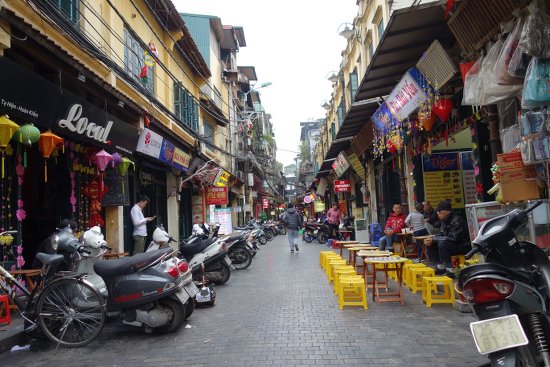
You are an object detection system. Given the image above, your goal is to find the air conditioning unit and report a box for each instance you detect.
[236,171,243,180]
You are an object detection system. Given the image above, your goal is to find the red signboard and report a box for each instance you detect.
[205,187,228,205]
[262,198,269,209]
[334,180,351,192]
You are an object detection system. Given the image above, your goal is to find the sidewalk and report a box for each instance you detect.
[0,315,27,354]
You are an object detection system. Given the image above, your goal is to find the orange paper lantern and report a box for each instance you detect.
[418,111,436,132]
[38,130,64,182]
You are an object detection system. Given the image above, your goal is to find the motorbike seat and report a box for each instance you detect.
[458,262,534,289]
[226,233,245,242]
[93,248,173,278]
[35,252,65,267]
[179,238,216,258]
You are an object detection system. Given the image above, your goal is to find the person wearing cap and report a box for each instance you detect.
[424,201,471,277]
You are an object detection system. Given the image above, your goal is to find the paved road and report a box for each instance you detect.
[2,235,487,366]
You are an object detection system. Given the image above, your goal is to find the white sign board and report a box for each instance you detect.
[386,71,427,121]
[214,208,233,235]
[136,128,162,158]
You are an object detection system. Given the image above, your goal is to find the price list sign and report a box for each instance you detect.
[422,153,465,209]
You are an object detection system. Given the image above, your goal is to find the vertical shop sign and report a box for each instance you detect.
[214,208,233,235]
[460,151,477,205]
[422,153,465,208]
[262,198,269,208]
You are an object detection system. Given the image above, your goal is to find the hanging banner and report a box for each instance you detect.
[347,153,365,179]
[422,153,464,208]
[205,186,228,205]
[334,180,351,193]
[136,128,162,158]
[386,67,430,121]
[332,151,350,177]
[371,102,400,134]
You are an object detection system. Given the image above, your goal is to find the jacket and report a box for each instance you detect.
[425,208,440,229]
[384,212,406,233]
[283,208,303,230]
[433,213,469,245]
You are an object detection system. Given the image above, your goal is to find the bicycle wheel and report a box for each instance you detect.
[36,277,105,348]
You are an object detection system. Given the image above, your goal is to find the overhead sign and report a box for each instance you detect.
[332,152,350,178]
[205,187,228,205]
[172,147,191,171]
[214,169,231,187]
[386,67,431,121]
[347,153,365,179]
[136,128,163,158]
[334,180,351,193]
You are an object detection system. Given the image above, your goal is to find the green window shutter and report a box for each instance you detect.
[331,123,336,141]
[350,72,358,100]
[174,83,181,121]
[193,102,199,131]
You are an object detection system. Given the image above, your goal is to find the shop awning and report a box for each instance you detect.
[335,97,381,141]
[355,1,454,102]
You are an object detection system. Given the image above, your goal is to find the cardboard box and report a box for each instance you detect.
[497,150,524,171]
[499,166,539,203]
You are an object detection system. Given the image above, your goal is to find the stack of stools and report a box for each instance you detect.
[402,263,426,288]
[408,266,435,293]
[336,274,368,310]
[320,252,341,273]
[333,265,357,293]
[327,258,347,282]
[422,276,455,307]
[0,294,11,325]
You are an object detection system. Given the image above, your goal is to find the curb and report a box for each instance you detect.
[0,318,28,355]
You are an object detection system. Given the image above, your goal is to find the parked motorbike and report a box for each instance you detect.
[303,222,329,244]
[235,222,267,245]
[457,200,550,366]
[276,221,287,235]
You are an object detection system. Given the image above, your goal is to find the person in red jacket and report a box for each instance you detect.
[378,203,406,252]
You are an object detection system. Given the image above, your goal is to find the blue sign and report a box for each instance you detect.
[371,101,399,134]
[159,139,175,165]
[422,153,460,172]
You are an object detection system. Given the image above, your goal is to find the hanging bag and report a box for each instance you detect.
[480,40,522,104]
[494,18,525,85]
[522,57,550,109]
[518,2,550,58]
[462,54,484,105]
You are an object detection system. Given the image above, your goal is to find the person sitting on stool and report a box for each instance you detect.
[424,201,471,278]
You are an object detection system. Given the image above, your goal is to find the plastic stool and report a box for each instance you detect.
[320,251,338,268]
[403,263,426,287]
[335,274,364,297]
[330,264,354,283]
[327,259,347,279]
[0,294,11,325]
[408,267,435,293]
[322,253,341,272]
[337,276,368,310]
[422,276,455,307]
[389,259,412,281]
[333,267,357,293]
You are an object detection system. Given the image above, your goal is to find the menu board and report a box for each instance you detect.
[460,152,477,205]
[422,153,465,208]
[214,208,233,235]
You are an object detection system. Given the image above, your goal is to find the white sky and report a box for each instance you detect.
[172,0,359,166]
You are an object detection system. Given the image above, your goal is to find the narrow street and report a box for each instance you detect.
[2,236,486,366]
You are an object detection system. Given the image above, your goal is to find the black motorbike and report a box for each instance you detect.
[458,200,550,366]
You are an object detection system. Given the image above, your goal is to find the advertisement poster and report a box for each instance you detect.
[347,153,365,179]
[422,153,465,208]
[334,180,351,192]
[332,152,350,177]
[191,195,204,224]
[460,151,477,205]
[205,187,228,205]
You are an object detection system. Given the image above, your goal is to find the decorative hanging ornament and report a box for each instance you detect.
[95,150,113,192]
[117,157,135,194]
[38,130,64,182]
[418,111,436,132]
[111,153,122,167]
[13,123,40,168]
[432,98,453,122]
[0,115,20,178]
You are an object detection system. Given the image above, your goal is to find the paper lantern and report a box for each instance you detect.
[432,98,453,122]
[418,111,436,132]
[117,157,134,194]
[38,130,64,182]
[95,150,113,172]
[0,115,20,178]
[13,124,41,168]
[111,153,122,167]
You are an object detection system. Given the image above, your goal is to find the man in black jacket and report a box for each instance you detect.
[424,201,471,277]
[282,204,303,253]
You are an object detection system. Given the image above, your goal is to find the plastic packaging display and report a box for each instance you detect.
[508,43,532,77]
[494,18,525,85]
[462,55,484,105]
[500,125,521,153]
[522,58,550,109]
[518,2,550,58]
[520,139,535,165]
[480,40,522,105]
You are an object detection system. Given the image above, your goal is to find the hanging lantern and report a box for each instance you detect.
[432,98,453,122]
[94,150,113,172]
[38,130,64,182]
[13,124,41,168]
[418,111,436,132]
[117,157,134,194]
[0,115,20,178]
[111,153,122,167]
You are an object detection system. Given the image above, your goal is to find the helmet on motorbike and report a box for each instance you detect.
[56,227,80,253]
[82,226,107,249]
[152,227,171,244]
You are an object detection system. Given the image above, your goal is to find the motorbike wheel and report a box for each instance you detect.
[317,233,327,244]
[184,298,195,320]
[303,234,314,243]
[279,227,287,235]
[213,262,231,285]
[152,297,186,333]
[265,229,275,241]
[258,235,267,245]
[229,247,252,270]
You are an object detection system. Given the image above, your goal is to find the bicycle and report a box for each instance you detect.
[0,230,106,348]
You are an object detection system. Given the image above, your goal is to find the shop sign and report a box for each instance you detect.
[0,58,138,155]
[262,198,269,208]
[159,139,175,165]
[347,153,365,179]
[172,147,191,170]
[303,193,315,204]
[205,186,228,205]
[422,153,465,208]
[386,67,431,121]
[332,152,350,178]
[372,102,400,134]
[136,128,162,158]
[214,169,231,187]
[460,151,477,205]
[314,201,325,212]
[334,180,351,193]
[214,208,233,235]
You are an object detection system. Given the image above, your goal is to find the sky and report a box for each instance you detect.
[172,0,359,166]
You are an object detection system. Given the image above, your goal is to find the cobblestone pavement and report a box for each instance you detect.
[2,236,487,366]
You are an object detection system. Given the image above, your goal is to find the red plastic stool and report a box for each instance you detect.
[0,294,11,325]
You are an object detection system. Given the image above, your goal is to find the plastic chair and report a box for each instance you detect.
[0,294,11,325]
[422,276,455,307]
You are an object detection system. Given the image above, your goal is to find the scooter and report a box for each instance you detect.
[73,227,198,333]
[458,200,550,366]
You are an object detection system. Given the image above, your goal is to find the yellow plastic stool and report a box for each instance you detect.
[408,267,435,293]
[337,276,368,310]
[330,264,355,284]
[333,267,358,293]
[335,274,364,298]
[322,253,342,272]
[327,259,347,279]
[320,251,337,268]
[389,259,412,281]
[422,276,455,307]
[403,263,426,287]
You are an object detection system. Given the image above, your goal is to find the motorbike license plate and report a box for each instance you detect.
[184,282,199,298]
[470,314,529,355]
[175,289,190,304]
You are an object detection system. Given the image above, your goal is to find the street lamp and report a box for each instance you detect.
[338,22,355,39]
[320,100,331,110]
[326,71,339,83]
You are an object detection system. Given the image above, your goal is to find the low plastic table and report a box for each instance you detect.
[364,257,408,305]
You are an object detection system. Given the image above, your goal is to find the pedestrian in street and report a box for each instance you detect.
[282,203,303,253]
[378,203,406,252]
[326,203,342,239]
[424,201,471,278]
[405,203,429,263]
[423,200,440,234]
[130,195,155,255]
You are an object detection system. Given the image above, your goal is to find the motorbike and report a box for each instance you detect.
[457,200,550,366]
[303,222,329,244]
[53,226,196,334]
[235,222,267,245]
[276,221,287,235]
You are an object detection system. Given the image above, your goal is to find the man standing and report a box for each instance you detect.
[424,201,471,277]
[130,195,155,254]
[282,203,303,253]
[378,203,406,252]
[326,203,342,239]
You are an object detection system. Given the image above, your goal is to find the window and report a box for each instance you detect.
[377,20,385,40]
[54,0,80,24]
[174,82,199,131]
[124,28,154,95]
[349,70,358,100]
[337,102,344,127]
[203,122,215,145]
[368,42,374,61]
[331,122,336,141]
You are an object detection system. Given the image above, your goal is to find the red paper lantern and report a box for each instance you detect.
[432,98,453,122]
[418,112,436,132]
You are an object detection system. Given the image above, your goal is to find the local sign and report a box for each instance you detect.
[334,180,351,192]
[205,187,228,205]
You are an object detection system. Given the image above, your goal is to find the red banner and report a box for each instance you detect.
[262,198,269,209]
[334,180,351,192]
[205,187,228,205]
